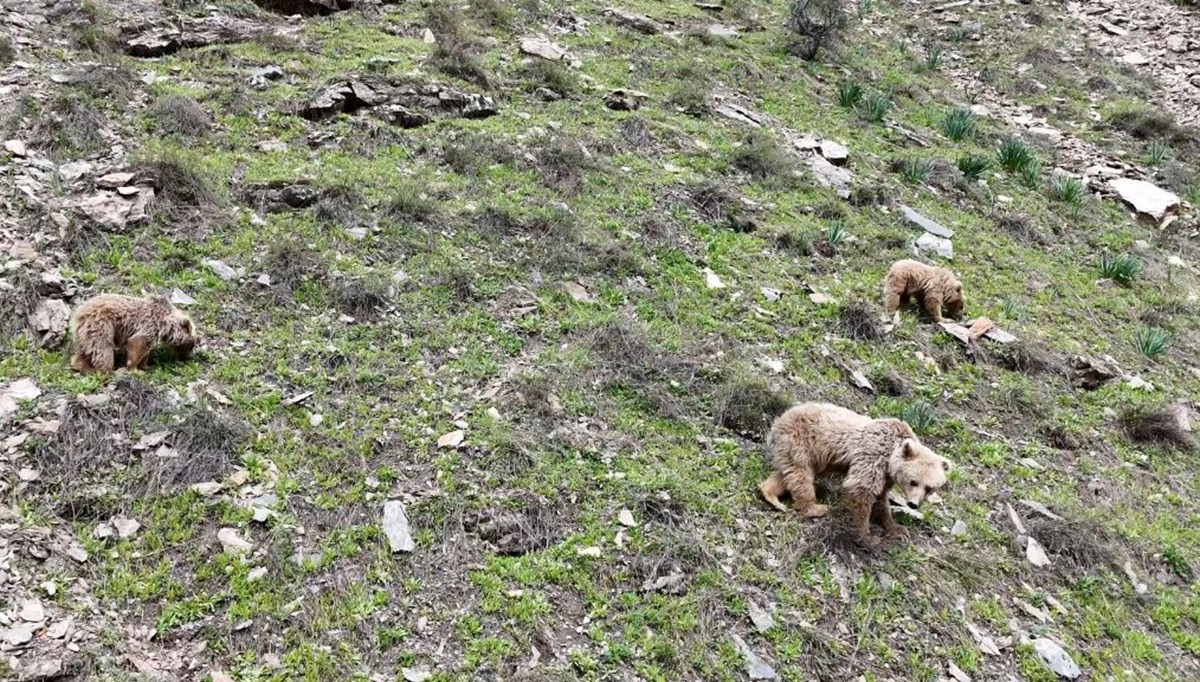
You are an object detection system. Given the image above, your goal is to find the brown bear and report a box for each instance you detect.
[69,294,197,373]
[883,258,963,323]
[759,402,951,547]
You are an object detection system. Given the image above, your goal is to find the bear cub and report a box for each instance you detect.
[883,258,963,323]
[70,294,197,373]
[759,402,951,547]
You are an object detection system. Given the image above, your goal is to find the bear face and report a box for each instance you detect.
[163,311,198,359]
[889,438,951,509]
[943,279,964,320]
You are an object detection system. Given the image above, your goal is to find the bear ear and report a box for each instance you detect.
[902,440,918,460]
[941,458,951,471]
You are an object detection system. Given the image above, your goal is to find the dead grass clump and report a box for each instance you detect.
[535,140,598,195]
[150,95,214,137]
[587,319,681,384]
[425,7,492,88]
[475,0,514,29]
[519,59,578,98]
[331,273,390,320]
[993,212,1044,244]
[477,203,576,241]
[617,117,653,148]
[0,36,13,65]
[1107,106,1200,152]
[263,237,327,294]
[837,301,884,340]
[29,376,166,500]
[384,188,439,224]
[442,134,514,175]
[989,341,1057,374]
[730,130,796,184]
[138,151,223,218]
[464,494,565,556]
[1118,404,1195,450]
[30,92,107,159]
[1026,516,1118,571]
[713,377,792,436]
[141,406,250,493]
[512,373,560,418]
[0,271,40,336]
[871,368,909,396]
[313,185,364,229]
[689,183,755,232]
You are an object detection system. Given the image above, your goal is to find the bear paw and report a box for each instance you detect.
[885,526,911,542]
[799,504,829,518]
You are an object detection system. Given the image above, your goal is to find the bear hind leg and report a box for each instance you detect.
[782,465,827,518]
[759,472,790,512]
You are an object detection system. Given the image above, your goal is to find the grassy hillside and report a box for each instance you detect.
[1,0,1199,680]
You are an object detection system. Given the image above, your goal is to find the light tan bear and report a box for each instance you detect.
[69,294,197,373]
[883,258,963,323]
[759,402,951,547]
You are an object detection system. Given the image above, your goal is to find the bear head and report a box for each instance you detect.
[941,273,964,320]
[161,307,198,359]
[889,438,951,509]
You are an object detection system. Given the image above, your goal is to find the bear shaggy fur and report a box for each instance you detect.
[69,294,197,373]
[882,258,963,323]
[759,402,951,547]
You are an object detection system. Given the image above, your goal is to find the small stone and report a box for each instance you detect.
[1026,536,1051,567]
[402,667,433,682]
[96,172,134,189]
[915,232,954,259]
[422,28,436,44]
[808,292,833,305]
[702,267,725,289]
[204,259,239,281]
[112,516,140,538]
[41,581,57,597]
[747,600,775,633]
[309,413,324,427]
[1119,52,1149,66]
[604,88,648,111]
[950,519,968,536]
[948,661,972,682]
[18,468,40,481]
[252,507,272,523]
[437,430,465,448]
[382,500,415,553]
[731,633,777,680]
[217,527,253,554]
[576,546,602,558]
[4,139,27,157]
[190,481,222,496]
[819,140,849,165]
[1032,638,1081,679]
[617,509,637,527]
[210,672,234,682]
[19,598,45,622]
[169,289,196,306]
[520,36,569,61]
[247,567,268,582]
[562,281,594,302]
[66,545,88,562]
[1,624,35,646]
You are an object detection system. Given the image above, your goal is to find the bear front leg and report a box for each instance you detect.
[125,335,153,370]
[883,287,902,314]
[871,497,909,542]
[922,294,945,323]
[845,489,880,548]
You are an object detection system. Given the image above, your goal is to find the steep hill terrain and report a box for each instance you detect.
[1,0,1199,680]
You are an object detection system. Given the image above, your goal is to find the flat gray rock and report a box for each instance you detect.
[901,204,954,238]
[1109,178,1180,223]
[383,500,415,553]
[731,634,777,680]
[1033,638,1081,679]
[916,232,953,259]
